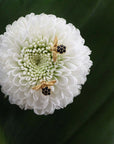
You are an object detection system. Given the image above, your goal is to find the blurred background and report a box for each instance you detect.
[0,0,114,144]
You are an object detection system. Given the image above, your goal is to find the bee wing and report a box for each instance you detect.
[51,80,56,83]
[53,51,57,62]
[53,36,58,47]
[47,80,56,86]
[32,84,42,91]
[50,47,52,51]
[41,80,46,84]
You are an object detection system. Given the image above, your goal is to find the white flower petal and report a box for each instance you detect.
[0,13,92,115]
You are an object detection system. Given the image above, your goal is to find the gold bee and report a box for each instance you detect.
[50,36,66,62]
[32,80,56,95]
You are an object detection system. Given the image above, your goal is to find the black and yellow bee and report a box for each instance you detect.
[50,36,66,62]
[32,80,56,95]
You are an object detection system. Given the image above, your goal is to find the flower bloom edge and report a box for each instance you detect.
[0,13,92,115]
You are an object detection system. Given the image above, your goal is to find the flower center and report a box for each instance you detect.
[18,38,63,85]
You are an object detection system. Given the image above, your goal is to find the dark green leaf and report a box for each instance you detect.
[0,0,114,144]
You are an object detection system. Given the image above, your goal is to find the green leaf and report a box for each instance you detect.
[0,126,7,144]
[0,0,114,144]
[67,94,114,144]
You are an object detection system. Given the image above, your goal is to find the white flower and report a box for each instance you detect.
[0,13,92,115]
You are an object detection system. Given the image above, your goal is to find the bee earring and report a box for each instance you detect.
[50,36,66,62]
[32,80,56,96]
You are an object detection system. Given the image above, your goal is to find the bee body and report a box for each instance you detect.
[42,87,51,95]
[57,45,66,54]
